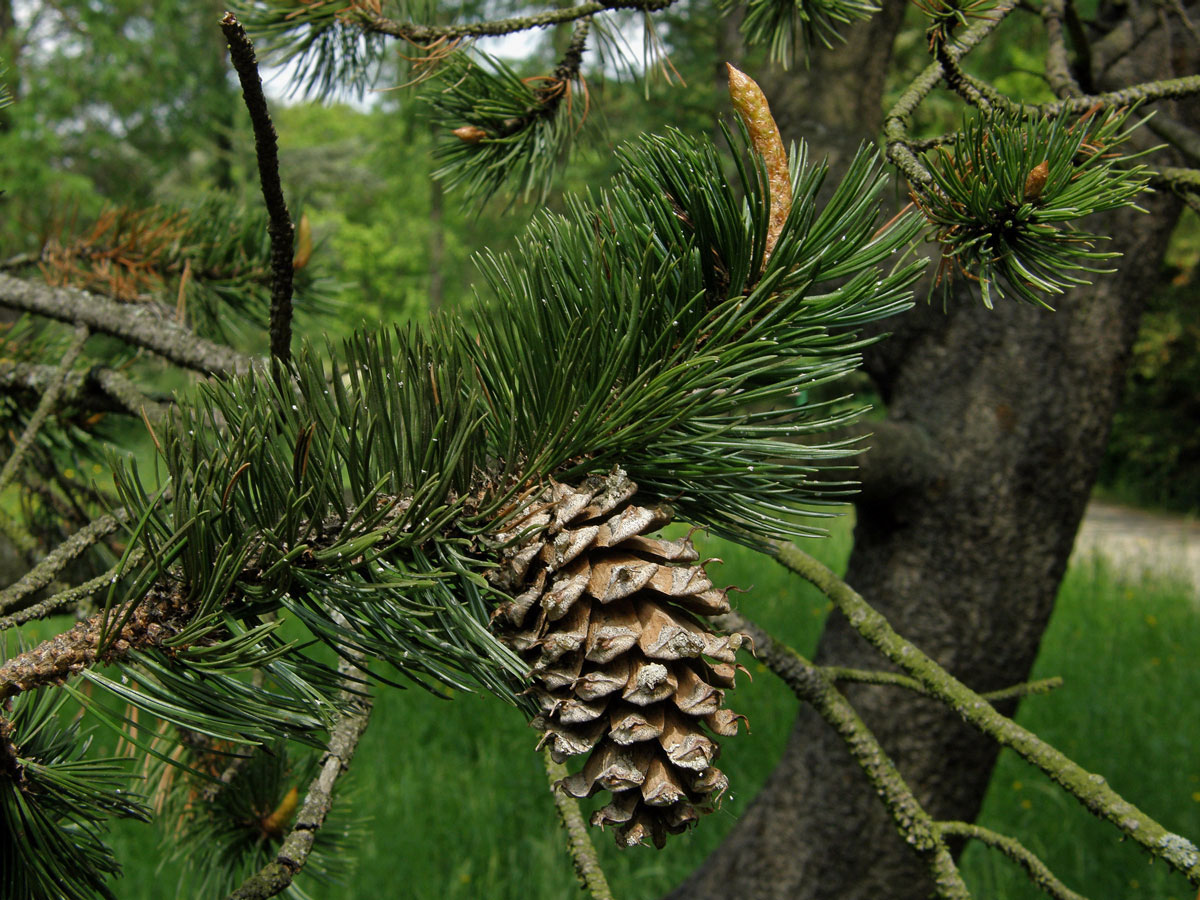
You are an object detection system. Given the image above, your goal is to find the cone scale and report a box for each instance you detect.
[487,469,748,847]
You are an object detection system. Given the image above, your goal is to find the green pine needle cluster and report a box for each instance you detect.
[428,51,589,205]
[729,0,879,68]
[916,108,1152,308]
[156,739,360,898]
[102,122,922,718]
[9,121,920,896]
[232,0,393,99]
[0,689,150,900]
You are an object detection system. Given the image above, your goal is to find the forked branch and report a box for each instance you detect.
[226,654,374,900]
[769,541,1200,886]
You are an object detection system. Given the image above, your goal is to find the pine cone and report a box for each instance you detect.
[487,469,748,848]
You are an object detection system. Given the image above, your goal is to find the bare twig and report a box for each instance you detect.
[938,821,1087,900]
[0,360,168,422]
[221,13,294,367]
[771,541,1200,886]
[0,273,254,376]
[0,325,90,499]
[0,549,143,630]
[0,514,121,614]
[544,749,616,900]
[822,665,1063,703]
[226,654,373,900]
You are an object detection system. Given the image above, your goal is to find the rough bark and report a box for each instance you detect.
[670,3,1196,898]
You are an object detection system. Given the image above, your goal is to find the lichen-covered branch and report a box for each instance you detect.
[0,551,143,631]
[715,611,971,900]
[822,665,1063,703]
[356,0,675,42]
[0,585,192,701]
[0,360,168,421]
[544,750,616,900]
[1039,74,1200,117]
[226,655,373,900]
[938,821,1087,900]
[770,541,1200,885]
[221,13,294,367]
[883,0,1017,186]
[0,325,90,498]
[0,273,255,376]
[0,514,122,614]
[1041,0,1085,99]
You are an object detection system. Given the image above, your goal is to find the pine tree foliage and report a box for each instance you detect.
[5,0,1198,893]
[232,0,397,98]
[428,39,590,205]
[106,121,920,699]
[7,198,334,347]
[728,0,878,68]
[0,118,921,892]
[0,688,150,900]
[914,108,1152,308]
[152,737,359,898]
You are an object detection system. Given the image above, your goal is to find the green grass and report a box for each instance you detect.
[47,513,1200,898]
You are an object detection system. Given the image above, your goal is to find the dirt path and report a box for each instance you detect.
[1071,500,1200,588]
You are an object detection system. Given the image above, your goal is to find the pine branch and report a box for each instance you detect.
[0,273,256,375]
[914,107,1151,308]
[544,749,616,900]
[0,514,122,615]
[1041,0,1085,99]
[0,325,90,498]
[429,24,593,205]
[771,541,1200,886]
[884,0,1018,187]
[226,655,373,900]
[0,551,144,630]
[358,0,676,42]
[0,585,192,702]
[821,665,1063,702]
[222,13,294,367]
[1150,165,1200,210]
[0,361,166,422]
[714,610,971,899]
[938,821,1088,900]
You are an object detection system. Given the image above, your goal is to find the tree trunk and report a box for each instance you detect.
[670,4,1195,898]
